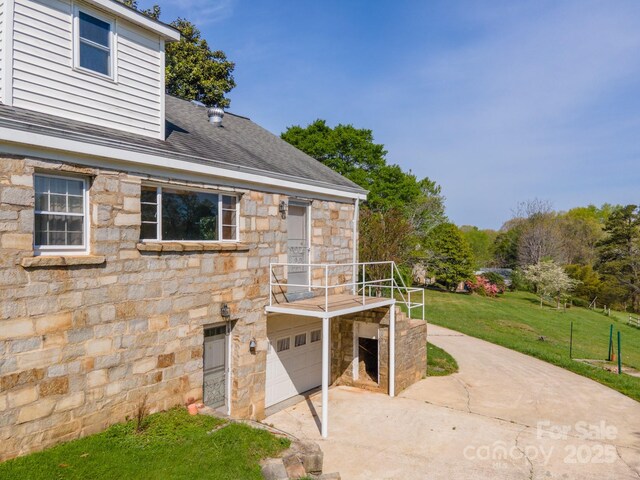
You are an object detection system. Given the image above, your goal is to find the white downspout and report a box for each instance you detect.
[352,198,359,295]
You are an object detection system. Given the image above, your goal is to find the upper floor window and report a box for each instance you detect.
[34,174,88,254]
[140,186,239,242]
[75,10,114,78]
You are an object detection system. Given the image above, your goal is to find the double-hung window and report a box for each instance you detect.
[34,174,88,254]
[75,9,113,78]
[140,186,239,242]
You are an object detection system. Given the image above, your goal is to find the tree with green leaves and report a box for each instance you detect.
[359,207,417,282]
[165,19,236,108]
[281,119,387,194]
[597,205,640,312]
[119,1,235,107]
[282,120,447,278]
[460,225,497,269]
[281,120,445,220]
[422,223,474,290]
[492,220,522,269]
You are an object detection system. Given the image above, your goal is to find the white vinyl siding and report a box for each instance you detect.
[10,0,163,138]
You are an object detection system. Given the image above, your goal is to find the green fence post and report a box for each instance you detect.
[608,324,614,361]
[618,331,622,375]
[569,321,573,359]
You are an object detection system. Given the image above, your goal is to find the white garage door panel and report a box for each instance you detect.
[266,320,322,407]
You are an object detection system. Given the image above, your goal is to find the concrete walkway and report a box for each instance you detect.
[265,324,640,479]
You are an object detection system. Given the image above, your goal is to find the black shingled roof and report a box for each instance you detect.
[0,95,366,195]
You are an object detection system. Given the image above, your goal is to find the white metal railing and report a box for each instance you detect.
[269,261,425,320]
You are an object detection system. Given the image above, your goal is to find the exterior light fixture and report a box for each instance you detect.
[220,303,230,320]
[249,338,257,353]
[279,200,288,219]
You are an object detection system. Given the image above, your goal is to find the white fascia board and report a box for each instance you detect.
[85,0,180,41]
[0,127,368,201]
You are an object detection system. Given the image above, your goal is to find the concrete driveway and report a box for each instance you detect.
[265,324,640,479]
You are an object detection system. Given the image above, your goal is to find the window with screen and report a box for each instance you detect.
[77,10,112,77]
[34,174,87,253]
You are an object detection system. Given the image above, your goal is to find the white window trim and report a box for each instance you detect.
[140,184,240,243]
[72,3,118,82]
[34,173,90,256]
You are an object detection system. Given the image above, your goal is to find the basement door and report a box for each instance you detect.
[265,319,323,408]
[203,325,227,409]
[287,203,310,299]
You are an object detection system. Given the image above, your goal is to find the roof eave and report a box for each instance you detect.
[0,123,368,201]
[88,0,180,41]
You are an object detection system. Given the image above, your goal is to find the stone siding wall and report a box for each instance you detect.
[330,306,427,394]
[0,156,355,460]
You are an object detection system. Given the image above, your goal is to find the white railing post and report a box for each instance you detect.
[352,261,357,296]
[362,263,366,305]
[391,262,394,301]
[325,265,329,313]
[269,263,273,307]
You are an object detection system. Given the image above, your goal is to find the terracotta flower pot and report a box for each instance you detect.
[187,403,198,415]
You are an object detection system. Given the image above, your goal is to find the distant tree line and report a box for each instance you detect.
[462,200,640,312]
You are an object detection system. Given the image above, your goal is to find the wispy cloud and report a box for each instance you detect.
[356,0,640,227]
[145,0,640,228]
[144,0,235,26]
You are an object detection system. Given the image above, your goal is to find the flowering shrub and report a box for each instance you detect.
[465,275,504,297]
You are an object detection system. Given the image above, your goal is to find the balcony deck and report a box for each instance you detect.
[265,293,395,318]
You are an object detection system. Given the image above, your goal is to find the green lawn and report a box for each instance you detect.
[421,290,640,402]
[427,343,459,376]
[0,408,290,479]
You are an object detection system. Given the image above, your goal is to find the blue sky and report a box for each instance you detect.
[142,0,640,229]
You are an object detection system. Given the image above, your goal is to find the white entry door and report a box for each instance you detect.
[287,203,309,298]
[203,325,227,409]
[266,319,323,407]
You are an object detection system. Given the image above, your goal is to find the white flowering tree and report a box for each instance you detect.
[524,260,579,308]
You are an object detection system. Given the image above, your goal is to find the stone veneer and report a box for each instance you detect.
[331,306,427,394]
[0,156,355,460]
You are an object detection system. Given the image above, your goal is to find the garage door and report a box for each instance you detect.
[266,319,322,407]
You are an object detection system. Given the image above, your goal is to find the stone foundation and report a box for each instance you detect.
[0,156,355,460]
[331,306,427,394]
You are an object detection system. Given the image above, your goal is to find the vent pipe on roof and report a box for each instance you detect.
[207,106,224,126]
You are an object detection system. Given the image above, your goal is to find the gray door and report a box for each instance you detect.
[287,204,309,296]
[203,325,227,408]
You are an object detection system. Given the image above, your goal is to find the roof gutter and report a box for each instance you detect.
[0,125,368,201]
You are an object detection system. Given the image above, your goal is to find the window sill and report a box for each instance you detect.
[137,242,250,253]
[20,255,106,268]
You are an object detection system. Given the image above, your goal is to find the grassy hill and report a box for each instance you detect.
[420,290,640,402]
